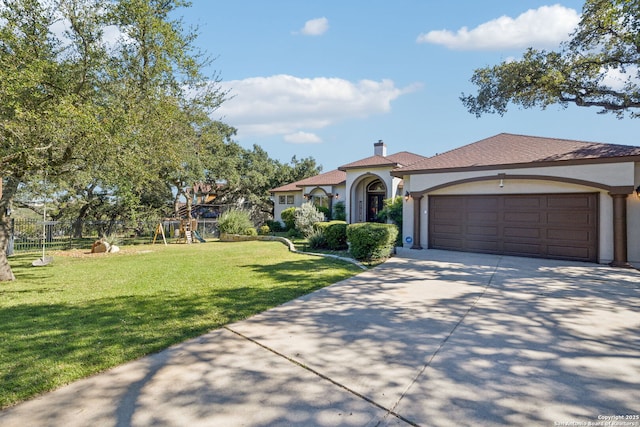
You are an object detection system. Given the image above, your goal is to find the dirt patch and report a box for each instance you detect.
[51,248,155,258]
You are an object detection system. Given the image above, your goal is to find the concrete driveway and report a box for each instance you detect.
[1,248,639,426]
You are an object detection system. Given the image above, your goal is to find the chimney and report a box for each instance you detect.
[374,140,387,157]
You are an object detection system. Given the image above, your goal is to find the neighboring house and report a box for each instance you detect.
[270,140,427,224]
[272,133,640,267]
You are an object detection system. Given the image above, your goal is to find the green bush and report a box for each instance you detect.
[307,228,327,249]
[265,220,284,232]
[316,221,348,250]
[281,207,296,230]
[217,209,255,235]
[295,202,325,237]
[317,205,331,221]
[346,222,398,261]
[258,225,270,235]
[333,201,346,221]
[378,196,403,245]
[286,228,302,238]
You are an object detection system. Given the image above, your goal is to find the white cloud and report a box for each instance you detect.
[417,5,579,50]
[284,131,322,144]
[298,17,329,36]
[217,75,421,138]
[600,65,639,91]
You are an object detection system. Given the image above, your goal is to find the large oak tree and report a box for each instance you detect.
[0,0,226,281]
[461,0,640,118]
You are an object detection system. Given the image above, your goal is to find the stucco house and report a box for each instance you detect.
[270,140,427,224]
[271,134,640,267]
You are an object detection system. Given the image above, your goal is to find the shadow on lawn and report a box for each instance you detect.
[0,256,361,409]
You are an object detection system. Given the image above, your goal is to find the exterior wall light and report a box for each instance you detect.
[334,193,339,199]
[405,191,411,201]
[636,185,640,198]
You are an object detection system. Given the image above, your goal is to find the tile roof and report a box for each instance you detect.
[339,151,427,170]
[270,169,346,193]
[395,133,640,174]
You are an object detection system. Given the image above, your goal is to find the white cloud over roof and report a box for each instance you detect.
[298,17,329,36]
[284,131,322,144]
[217,75,420,138]
[417,5,579,50]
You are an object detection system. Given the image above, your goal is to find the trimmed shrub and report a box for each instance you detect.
[265,220,284,232]
[258,225,270,235]
[244,227,258,236]
[295,202,325,237]
[217,209,255,235]
[281,207,296,230]
[346,222,398,261]
[316,221,348,250]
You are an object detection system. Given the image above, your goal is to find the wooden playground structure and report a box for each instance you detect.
[153,219,207,245]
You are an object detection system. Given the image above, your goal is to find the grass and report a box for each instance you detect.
[0,241,363,409]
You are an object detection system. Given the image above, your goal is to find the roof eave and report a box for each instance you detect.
[339,162,401,171]
[392,155,640,177]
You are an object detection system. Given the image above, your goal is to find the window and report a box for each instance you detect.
[279,195,286,204]
[367,180,385,192]
[309,189,329,209]
[286,195,294,204]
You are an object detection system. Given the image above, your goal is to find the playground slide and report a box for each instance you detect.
[193,230,206,243]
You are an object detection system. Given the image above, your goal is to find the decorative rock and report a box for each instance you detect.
[109,245,120,253]
[91,240,110,254]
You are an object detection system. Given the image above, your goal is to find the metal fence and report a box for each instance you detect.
[8,218,220,254]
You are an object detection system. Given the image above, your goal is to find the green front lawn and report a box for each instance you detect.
[0,241,363,409]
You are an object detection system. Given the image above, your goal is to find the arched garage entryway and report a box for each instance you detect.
[409,173,634,266]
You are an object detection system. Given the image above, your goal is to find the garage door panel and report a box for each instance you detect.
[547,195,594,209]
[467,197,499,209]
[504,226,541,238]
[434,224,463,234]
[429,193,598,262]
[466,239,500,252]
[431,198,462,209]
[503,242,543,255]
[548,245,592,259]
[431,237,464,248]
[467,225,499,236]
[547,228,594,242]
[504,197,542,208]
[468,211,499,222]
[547,212,594,225]
[504,212,541,222]
[432,210,461,221]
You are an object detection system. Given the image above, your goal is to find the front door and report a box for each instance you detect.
[367,194,384,222]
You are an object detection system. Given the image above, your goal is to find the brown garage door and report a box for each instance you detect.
[429,193,598,262]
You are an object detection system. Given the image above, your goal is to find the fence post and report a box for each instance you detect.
[7,218,14,256]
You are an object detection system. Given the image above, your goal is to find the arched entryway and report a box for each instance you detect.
[366,180,386,222]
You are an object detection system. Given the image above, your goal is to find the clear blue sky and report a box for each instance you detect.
[177,1,639,172]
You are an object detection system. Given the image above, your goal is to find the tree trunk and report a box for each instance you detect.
[0,178,19,281]
[185,188,193,222]
[173,191,182,218]
[72,202,93,238]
